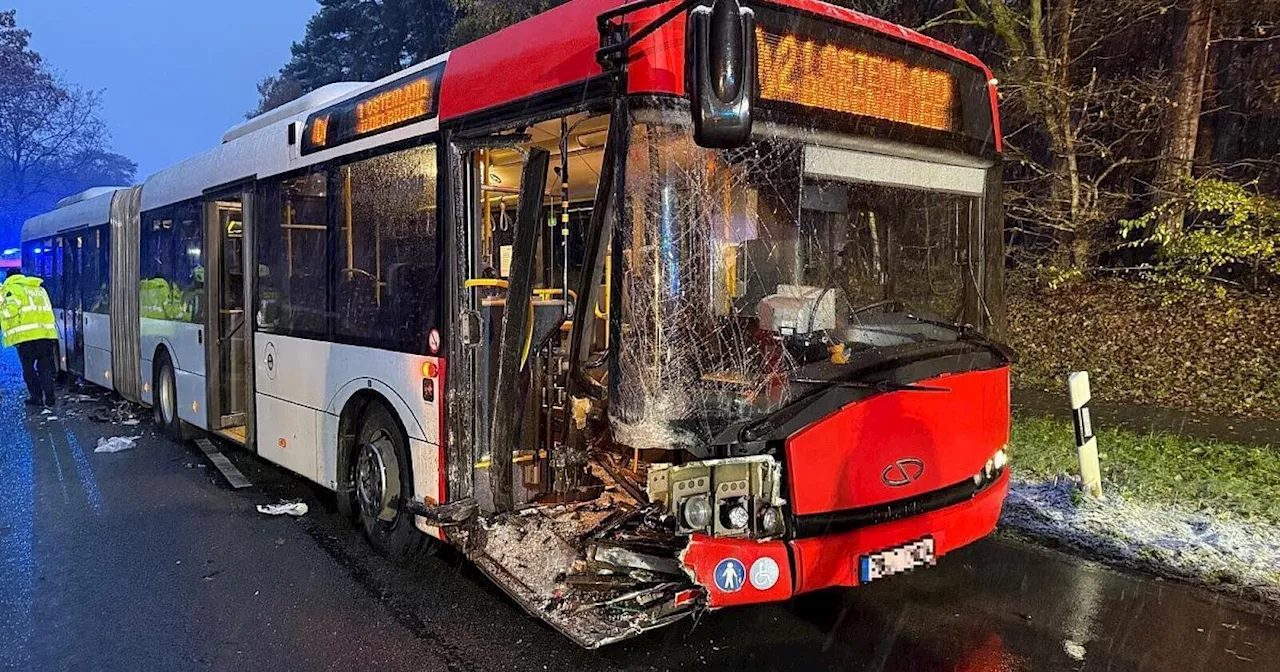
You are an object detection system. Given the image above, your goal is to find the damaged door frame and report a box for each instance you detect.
[442,88,622,516]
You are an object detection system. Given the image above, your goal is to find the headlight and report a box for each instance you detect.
[760,507,784,535]
[974,448,1009,486]
[648,455,784,538]
[722,501,750,530]
[681,496,713,530]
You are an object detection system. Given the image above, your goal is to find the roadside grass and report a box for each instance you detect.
[1009,415,1280,524]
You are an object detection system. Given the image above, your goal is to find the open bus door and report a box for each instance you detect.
[457,141,553,512]
[204,188,255,446]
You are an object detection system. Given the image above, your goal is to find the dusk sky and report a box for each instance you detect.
[9,0,319,180]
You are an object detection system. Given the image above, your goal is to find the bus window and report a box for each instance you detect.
[142,211,172,285]
[140,202,203,323]
[141,210,172,320]
[94,225,111,314]
[50,238,63,309]
[40,240,53,286]
[82,227,101,314]
[174,201,204,323]
[256,170,330,338]
[334,144,439,354]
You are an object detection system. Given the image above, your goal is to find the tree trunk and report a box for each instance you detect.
[1045,0,1085,273]
[1195,46,1219,169]
[1154,0,1215,234]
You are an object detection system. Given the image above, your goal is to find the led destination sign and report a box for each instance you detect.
[756,27,958,132]
[302,63,444,155]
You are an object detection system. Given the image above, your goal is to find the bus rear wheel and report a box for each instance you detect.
[154,352,196,442]
[349,402,436,562]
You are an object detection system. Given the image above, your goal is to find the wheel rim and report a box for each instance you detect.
[159,365,176,424]
[355,430,396,521]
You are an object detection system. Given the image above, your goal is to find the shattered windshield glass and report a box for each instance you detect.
[613,112,987,452]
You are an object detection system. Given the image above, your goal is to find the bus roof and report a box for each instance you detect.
[135,0,1000,211]
[21,188,120,243]
[223,82,369,144]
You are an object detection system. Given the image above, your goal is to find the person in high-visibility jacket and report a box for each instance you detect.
[2,269,59,408]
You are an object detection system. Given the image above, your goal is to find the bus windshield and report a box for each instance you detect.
[612,116,992,452]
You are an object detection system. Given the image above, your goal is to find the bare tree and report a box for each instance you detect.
[922,0,1176,274]
[0,11,133,239]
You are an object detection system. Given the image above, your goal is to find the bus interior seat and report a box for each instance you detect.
[287,272,327,333]
[385,262,435,348]
[337,270,379,332]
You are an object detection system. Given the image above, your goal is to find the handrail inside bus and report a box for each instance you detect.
[464,278,509,290]
[463,278,546,368]
[465,279,581,306]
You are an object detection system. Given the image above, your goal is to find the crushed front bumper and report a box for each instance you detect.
[680,471,1010,607]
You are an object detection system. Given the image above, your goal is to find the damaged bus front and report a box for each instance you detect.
[440,0,1011,648]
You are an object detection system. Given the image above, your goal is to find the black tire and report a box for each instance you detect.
[350,402,437,562]
[154,351,197,442]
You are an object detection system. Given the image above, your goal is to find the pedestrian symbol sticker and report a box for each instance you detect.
[714,558,746,593]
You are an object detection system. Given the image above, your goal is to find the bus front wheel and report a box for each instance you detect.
[349,401,436,562]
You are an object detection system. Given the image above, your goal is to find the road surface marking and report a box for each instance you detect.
[62,427,103,513]
[196,438,252,489]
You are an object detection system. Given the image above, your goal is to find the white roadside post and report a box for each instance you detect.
[1068,371,1103,498]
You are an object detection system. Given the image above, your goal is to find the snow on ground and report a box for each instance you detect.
[1001,477,1280,604]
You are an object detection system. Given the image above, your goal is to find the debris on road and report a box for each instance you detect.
[94,436,142,453]
[88,399,143,425]
[467,461,700,649]
[256,501,308,517]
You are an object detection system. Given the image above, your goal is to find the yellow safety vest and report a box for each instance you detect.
[140,277,192,322]
[1,275,58,347]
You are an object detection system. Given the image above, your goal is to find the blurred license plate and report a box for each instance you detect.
[859,537,936,583]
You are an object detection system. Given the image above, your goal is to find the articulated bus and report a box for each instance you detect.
[22,0,1011,646]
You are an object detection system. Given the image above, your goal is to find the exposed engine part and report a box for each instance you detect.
[468,461,700,649]
[588,541,685,576]
[548,396,603,502]
[581,504,646,541]
[757,284,836,335]
[648,455,786,538]
[595,451,649,504]
[400,497,479,527]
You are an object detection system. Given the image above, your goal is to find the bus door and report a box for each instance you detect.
[53,235,85,376]
[456,112,612,512]
[459,140,557,511]
[66,233,85,376]
[204,191,254,445]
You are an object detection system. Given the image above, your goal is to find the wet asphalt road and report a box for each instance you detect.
[2,349,1278,671]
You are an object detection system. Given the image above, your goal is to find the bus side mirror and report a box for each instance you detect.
[687,0,756,149]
